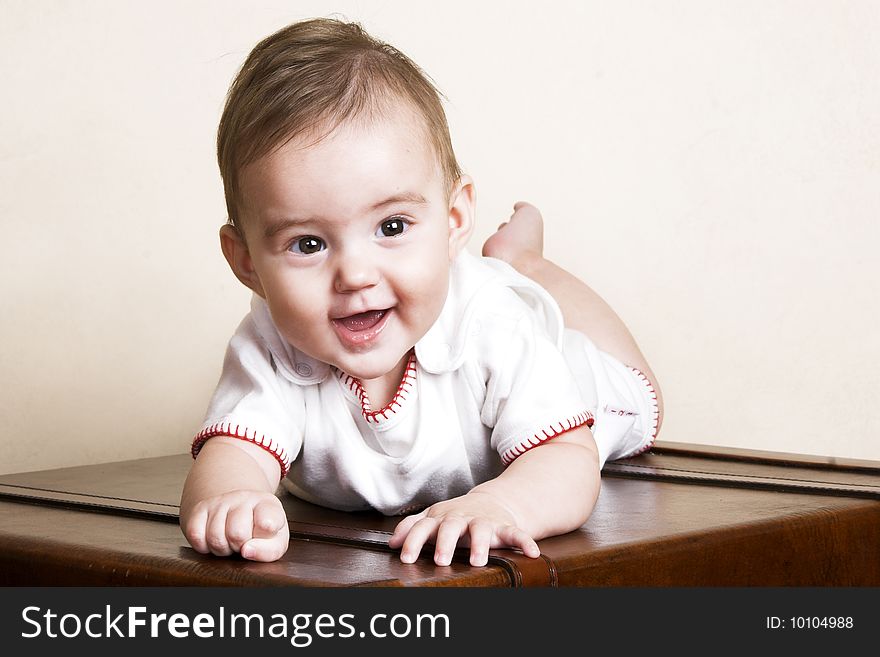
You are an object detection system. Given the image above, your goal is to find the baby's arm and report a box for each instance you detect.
[389,424,600,567]
[179,437,289,561]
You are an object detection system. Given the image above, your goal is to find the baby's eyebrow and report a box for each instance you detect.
[263,216,311,240]
[369,192,429,212]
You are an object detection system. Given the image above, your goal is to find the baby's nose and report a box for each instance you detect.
[333,251,380,293]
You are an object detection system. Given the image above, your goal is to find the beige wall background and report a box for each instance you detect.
[2,0,878,475]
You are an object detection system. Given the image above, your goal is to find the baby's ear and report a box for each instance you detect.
[447,175,476,259]
[219,224,266,298]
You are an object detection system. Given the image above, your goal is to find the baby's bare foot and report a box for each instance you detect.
[481,201,545,272]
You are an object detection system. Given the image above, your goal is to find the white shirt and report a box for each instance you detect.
[193,251,657,515]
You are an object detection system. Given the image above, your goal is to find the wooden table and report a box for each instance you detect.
[1,443,878,586]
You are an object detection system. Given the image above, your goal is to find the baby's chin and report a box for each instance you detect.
[334,350,412,381]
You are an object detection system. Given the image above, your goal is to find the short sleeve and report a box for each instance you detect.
[482,314,593,465]
[192,316,305,477]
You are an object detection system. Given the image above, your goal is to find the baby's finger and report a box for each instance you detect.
[225,504,256,554]
[252,499,287,539]
[241,534,288,562]
[399,517,439,564]
[205,506,233,556]
[388,511,425,549]
[496,525,540,558]
[433,518,468,566]
[466,519,495,567]
[182,505,210,554]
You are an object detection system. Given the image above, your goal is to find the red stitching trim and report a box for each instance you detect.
[337,351,417,424]
[191,422,291,477]
[627,366,660,455]
[501,411,594,465]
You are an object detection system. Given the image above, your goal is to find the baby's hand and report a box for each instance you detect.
[388,491,540,567]
[181,490,289,562]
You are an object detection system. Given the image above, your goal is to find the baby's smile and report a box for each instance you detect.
[331,307,394,348]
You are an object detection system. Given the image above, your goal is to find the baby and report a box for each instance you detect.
[180,18,663,567]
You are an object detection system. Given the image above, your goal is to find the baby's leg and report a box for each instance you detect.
[482,202,664,429]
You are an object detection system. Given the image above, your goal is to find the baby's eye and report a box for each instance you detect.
[377,216,410,238]
[289,236,326,255]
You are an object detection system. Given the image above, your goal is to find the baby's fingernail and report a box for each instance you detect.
[241,546,253,559]
[400,552,414,563]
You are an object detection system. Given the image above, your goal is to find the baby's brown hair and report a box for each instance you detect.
[217,17,462,228]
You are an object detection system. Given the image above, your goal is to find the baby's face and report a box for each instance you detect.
[233,109,472,382]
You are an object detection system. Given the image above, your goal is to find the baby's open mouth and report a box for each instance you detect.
[336,309,388,332]
[331,308,393,348]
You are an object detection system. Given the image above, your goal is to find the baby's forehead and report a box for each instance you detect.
[237,114,445,229]
[254,110,441,183]
[295,103,437,159]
